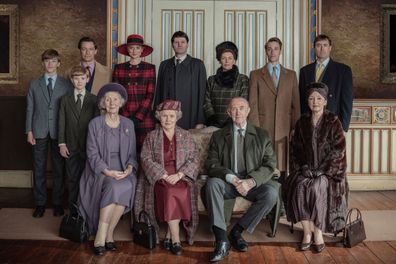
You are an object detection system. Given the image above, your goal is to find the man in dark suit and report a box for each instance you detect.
[154,31,207,129]
[26,49,72,218]
[204,97,279,262]
[299,34,353,131]
[58,65,99,215]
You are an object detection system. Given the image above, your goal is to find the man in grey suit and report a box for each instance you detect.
[26,49,72,218]
[204,97,279,262]
[58,65,99,216]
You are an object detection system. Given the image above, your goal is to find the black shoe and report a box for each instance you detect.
[299,241,312,251]
[32,206,45,218]
[170,242,182,255]
[105,242,117,251]
[313,243,325,253]
[163,238,172,250]
[93,246,106,256]
[53,205,64,217]
[209,241,231,262]
[229,234,248,252]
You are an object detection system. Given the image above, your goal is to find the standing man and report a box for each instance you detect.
[155,31,207,129]
[78,36,112,95]
[249,37,300,179]
[204,97,278,262]
[26,49,72,218]
[299,34,353,132]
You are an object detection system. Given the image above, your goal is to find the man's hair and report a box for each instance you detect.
[41,49,60,62]
[69,65,90,79]
[171,31,189,43]
[228,97,250,110]
[265,37,282,50]
[314,34,332,46]
[78,36,98,49]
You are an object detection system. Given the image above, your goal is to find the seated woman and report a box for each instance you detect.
[283,82,348,253]
[134,100,199,255]
[204,41,249,127]
[79,83,138,256]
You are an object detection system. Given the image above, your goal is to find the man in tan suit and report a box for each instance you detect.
[78,37,112,95]
[248,37,300,179]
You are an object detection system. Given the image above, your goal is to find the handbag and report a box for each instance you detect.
[59,206,89,243]
[133,210,156,249]
[343,208,366,248]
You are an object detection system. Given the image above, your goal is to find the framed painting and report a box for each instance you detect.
[0,5,18,84]
[380,5,396,83]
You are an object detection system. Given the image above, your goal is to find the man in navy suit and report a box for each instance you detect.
[25,49,72,218]
[299,34,353,132]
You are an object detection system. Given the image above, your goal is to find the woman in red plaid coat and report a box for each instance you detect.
[113,34,156,151]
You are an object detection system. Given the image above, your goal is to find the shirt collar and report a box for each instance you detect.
[81,61,95,70]
[74,88,86,97]
[233,122,247,135]
[267,63,280,74]
[316,57,330,68]
[44,74,57,83]
[175,54,187,64]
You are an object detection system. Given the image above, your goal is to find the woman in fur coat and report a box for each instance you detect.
[283,82,348,253]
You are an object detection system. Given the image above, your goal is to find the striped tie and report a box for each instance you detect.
[315,63,324,82]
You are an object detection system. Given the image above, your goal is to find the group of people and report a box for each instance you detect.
[25,31,352,261]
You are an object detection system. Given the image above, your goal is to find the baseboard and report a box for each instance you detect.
[347,175,396,190]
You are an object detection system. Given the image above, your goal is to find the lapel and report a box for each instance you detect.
[118,118,131,170]
[51,77,64,104]
[321,58,333,84]
[223,124,234,170]
[308,62,317,82]
[39,76,50,104]
[260,65,277,95]
[66,92,80,120]
[243,123,256,170]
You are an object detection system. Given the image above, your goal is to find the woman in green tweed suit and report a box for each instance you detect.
[204,41,249,128]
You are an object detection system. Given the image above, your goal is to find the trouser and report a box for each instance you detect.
[65,150,86,213]
[205,177,277,233]
[33,136,64,206]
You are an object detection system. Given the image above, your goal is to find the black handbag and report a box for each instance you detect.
[133,211,156,249]
[59,207,89,243]
[343,208,366,248]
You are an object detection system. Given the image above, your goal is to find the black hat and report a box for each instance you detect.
[306,82,329,100]
[216,41,238,61]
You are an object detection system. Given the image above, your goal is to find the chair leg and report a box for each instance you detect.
[268,189,282,237]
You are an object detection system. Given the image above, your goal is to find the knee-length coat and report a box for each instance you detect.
[78,115,138,235]
[134,126,200,245]
[282,111,349,234]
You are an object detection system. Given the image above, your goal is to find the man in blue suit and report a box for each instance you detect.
[25,49,72,218]
[299,34,353,132]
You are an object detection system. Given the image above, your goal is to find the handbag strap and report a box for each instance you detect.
[138,210,152,226]
[343,208,362,241]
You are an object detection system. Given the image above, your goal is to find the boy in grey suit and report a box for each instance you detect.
[58,65,99,216]
[26,49,72,218]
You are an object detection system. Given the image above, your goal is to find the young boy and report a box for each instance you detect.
[26,49,72,218]
[58,65,99,216]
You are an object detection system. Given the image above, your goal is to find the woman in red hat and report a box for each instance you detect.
[113,34,156,152]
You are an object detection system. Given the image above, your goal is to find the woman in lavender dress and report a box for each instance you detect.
[79,83,138,256]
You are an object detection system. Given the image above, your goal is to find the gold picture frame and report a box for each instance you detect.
[380,5,396,83]
[0,5,18,84]
[372,106,391,124]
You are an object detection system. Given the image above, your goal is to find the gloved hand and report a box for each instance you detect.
[301,165,313,178]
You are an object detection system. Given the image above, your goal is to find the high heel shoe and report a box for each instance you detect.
[299,240,312,251]
[313,243,325,253]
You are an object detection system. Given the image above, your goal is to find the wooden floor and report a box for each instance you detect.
[1,189,396,263]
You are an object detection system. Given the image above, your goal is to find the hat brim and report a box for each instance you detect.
[116,43,153,57]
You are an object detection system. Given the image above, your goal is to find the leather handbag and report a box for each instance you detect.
[343,208,366,248]
[133,210,156,249]
[59,207,89,243]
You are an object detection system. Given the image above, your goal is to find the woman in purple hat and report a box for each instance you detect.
[78,83,138,256]
[113,34,156,152]
[134,100,200,255]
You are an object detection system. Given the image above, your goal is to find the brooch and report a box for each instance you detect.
[125,128,129,134]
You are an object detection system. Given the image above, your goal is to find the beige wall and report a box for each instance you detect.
[0,0,107,96]
[322,0,396,99]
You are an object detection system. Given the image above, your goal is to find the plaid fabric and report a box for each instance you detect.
[204,73,249,127]
[113,61,156,149]
[134,127,200,244]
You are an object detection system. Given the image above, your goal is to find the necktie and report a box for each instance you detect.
[315,63,324,82]
[176,59,181,66]
[271,66,278,88]
[76,94,82,114]
[236,128,246,175]
[47,78,53,99]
